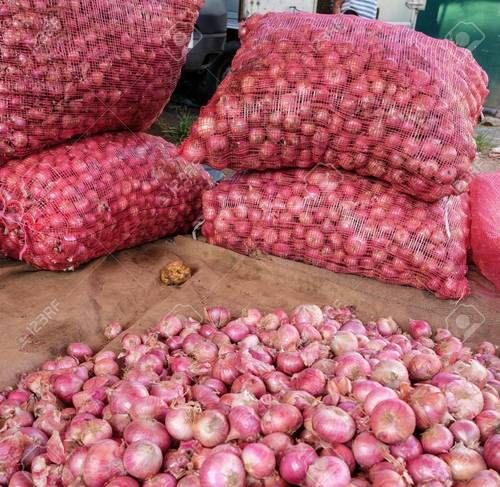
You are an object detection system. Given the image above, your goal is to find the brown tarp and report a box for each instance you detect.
[1,236,499,388]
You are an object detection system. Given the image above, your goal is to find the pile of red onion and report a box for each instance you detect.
[202,168,470,300]
[0,133,210,270]
[1,304,499,486]
[0,0,202,164]
[180,12,488,202]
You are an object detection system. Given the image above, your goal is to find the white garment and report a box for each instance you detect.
[341,0,378,19]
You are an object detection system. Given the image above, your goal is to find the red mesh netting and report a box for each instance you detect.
[181,13,488,202]
[202,168,470,299]
[0,132,211,271]
[470,172,500,291]
[0,0,202,164]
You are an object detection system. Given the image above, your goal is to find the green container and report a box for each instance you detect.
[416,1,500,109]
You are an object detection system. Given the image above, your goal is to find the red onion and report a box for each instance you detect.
[261,404,302,435]
[165,404,200,441]
[475,410,500,441]
[451,359,488,388]
[331,331,358,356]
[449,419,481,449]
[390,435,423,461]
[466,469,500,487]
[67,343,93,361]
[83,439,126,487]
[351,380,382,403]
[104,321,123,340]
[352,432,388,469]
[193,410,229,447]
[483,434,500,471]
[442,444,487,481]
[292,368,326,396]
[227,406,261,441]
[123,441,163,480]
[409,319,432,339]
[335,352,371,380]
[279,444,318,485]
[291,305,323,328]
[19,427,48,468]
[408,352,442,381]
[223,320,250,342]
[199,451,245,487]
[312,359,337,379]
[274,324,300,351]
[319,444,354,474]
[370,399,416,444]
[124,419,170,452]
[443,380,484,420]
[376,317,399,337]
[178,474,200,487]
[312,406,356,444]
[106,477,140,487]
[52,373,84,403]
[407,454,452,485]
[409,384,448,429]
[8,471,33,487]
[204,307,231,328]
[242,443,276,479]
[421,424,454,454]
[305,456,351,487]
[264,372,291,394]
[231,374,266,398]
[363,386,398,415]
[371,359,409,389]
[262,433,293,459]
[276,352,305,375]
[144,473,177,487]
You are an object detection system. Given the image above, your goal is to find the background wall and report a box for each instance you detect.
[416,0,500,109]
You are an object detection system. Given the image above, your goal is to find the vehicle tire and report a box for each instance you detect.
[195,40,240,105]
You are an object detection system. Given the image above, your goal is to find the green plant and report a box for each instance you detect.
[159,108,196,145]
[475,130,495,153]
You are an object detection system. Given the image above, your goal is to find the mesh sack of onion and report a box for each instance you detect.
[1,305,499,487]
[180,12,488,203]
[0,132,211,271]
[202,168,470,300]
[470,172,500,292]
[0,0,203,165]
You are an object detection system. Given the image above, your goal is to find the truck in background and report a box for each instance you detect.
[182,0,425,103]
[182,0,318,103]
